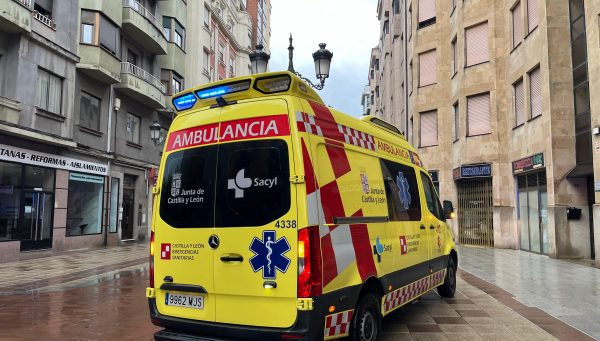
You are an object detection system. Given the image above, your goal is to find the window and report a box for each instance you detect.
[419,49,436,86]
[376,86,380,97]
[109,178,119,233]
[79,91,100,131]
[383,20,389,35]
[453,102,459,140]
[36,69,62,114]
[529,67,542,118]
[420,110,438,147]
[81,23,94,44]
[465,22,489,66]
[0,162,22,242]
[219,44,225,63]
[420,172,444,220]
[514,78,525,126]
[204,6,210,27]
[127,49,138,66]
[393,0,400,14]
[172,71,183,94]
[527,0,538,32]
[380,159,421,221]
[408,61,413,94]
[100,15,119,55]
[451,37,457,75]
[160,140,290,228]
[203,49,209,72]
[126,113,141,144]
[229,56,235,77]
[408,5,412,39]
[512,2,523,48]
[174,20,184,49]
[34,0,52,18]
[467,92,491,136]
[418,0,436,27]
[67,173,104,236]
[163,16,171,39]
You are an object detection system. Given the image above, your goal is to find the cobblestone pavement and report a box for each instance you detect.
[0,244,596,340]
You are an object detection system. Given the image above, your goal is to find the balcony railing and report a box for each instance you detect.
[121,62,166,93]
[15,0,32,8]
[123,0,166,38]
[33,11,55,29]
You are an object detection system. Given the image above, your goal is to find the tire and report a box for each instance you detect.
[437,256,457,298]
[350,293,382,341]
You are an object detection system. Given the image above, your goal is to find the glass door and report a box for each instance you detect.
[540,190,549,255]
[20,191,53,251]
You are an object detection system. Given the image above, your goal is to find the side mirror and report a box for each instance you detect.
[443,200,455,219]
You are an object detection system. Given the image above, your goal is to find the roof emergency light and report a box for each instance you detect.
[172,93,197,111]
[254,75,291,94]
[195,80,251,99]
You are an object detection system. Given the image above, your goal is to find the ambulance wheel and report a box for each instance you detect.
[350,293,381,341]
[437,257,456,298]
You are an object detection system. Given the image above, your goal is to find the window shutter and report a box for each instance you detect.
[420,110,438,147]
[514,79,525,126]
[529,67,542,118]
[466,22,489,66]
[468,93,491,136]
[451,39,457,74]
[418,0,435,23]
[453,103,459,140]
[527,0,538,32]
[419,50,437,86]
[512,2,523,47]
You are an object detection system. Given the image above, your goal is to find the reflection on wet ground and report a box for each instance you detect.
[0,265,159,341]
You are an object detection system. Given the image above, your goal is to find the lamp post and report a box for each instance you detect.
[249,34,333,90]
[149,121,164,145]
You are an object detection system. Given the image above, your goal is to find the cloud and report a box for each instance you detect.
[269,0,380,116]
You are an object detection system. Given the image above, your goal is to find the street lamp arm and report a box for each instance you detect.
[291,70,325,90]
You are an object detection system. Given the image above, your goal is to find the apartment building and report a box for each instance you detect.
[365,0,600,266]
[0,0,266,263]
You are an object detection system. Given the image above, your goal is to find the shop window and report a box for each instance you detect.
[25,166,54,191]
[126,113,141,144]
[109,178,119,233]
[36,69,62,115]
[0,162,22,242]
[67,173,104,236]
[79,91,101,131]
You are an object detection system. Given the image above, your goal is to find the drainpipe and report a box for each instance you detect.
[104,85,116,247]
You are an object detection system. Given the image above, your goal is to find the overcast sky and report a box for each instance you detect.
[269,0,380,117]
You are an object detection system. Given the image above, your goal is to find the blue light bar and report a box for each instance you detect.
[172,93,197,111]
[195,80,251,99]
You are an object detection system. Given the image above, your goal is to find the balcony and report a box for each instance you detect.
[76,45,121,84]
[114,62,166,109]
[158,42,185,77]
[32,10,55,30]
[0,0,32,33]
[0,96,21,124]
[121,0,167,55]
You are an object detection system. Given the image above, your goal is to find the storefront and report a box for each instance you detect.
[513,153,548,254]
[0,143,108,259]
[453,164,494,247]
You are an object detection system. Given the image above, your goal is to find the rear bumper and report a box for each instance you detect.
[148,298,324,341]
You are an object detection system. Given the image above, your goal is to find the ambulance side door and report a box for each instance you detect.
[419,171,447,273]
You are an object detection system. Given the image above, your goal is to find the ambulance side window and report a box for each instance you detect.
[420,172,444,220]
[380,159,421,221]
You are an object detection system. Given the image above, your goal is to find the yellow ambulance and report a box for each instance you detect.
[146,71,458,341]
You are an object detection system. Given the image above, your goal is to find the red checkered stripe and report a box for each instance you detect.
[323,309,354,339]
[338,124,376,151]
[295,111,376,153]
[382,269,447,315]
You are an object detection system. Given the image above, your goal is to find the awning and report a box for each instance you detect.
[565,163,593,178]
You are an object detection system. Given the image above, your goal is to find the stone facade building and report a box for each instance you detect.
[365,0,599,266]
[0,0,266,262]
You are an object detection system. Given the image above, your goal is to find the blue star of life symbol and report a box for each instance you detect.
[396,172,412,210]
[249,231,291,279]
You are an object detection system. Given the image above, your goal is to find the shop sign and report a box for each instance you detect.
[0,144,108,176]
[70,173,105,184]
[512,153,544,174]
[453,164,492,180]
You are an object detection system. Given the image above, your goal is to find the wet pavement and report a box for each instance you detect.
[0,243,596,340]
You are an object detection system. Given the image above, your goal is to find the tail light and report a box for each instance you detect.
[297,226,322,298]
[149,231,155,288]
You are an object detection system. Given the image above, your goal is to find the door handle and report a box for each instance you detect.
[220,253,244,262]
[420,225,426,230]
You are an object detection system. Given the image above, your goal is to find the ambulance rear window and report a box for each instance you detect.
[159,140,290,228]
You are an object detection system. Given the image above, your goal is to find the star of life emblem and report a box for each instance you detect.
[249,231,291,279]
[396,171,411,210]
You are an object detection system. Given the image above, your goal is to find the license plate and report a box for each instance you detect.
[165,293,204,309]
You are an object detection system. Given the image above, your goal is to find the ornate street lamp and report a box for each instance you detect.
[287,34,333,90]
[149,121,164,145]
[249,44,270,74]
